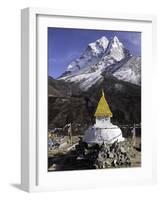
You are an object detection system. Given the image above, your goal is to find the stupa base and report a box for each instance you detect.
[84,125,124,144]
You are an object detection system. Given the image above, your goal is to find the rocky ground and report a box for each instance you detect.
[48,135,141,171]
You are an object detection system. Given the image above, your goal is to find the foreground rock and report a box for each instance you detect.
[75,139,136,169]
[48,138,141,171]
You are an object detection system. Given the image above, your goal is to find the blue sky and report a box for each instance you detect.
[48,27,141,78]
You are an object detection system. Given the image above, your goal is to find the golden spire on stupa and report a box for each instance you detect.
[94,89,113,117]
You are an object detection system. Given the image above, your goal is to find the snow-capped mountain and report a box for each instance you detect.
[59,36,141,91]
[67,36,109,73]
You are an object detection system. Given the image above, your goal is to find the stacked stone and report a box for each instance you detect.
[75,139,135,169]
[94,141,133,169]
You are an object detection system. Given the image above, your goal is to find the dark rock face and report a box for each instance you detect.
[48,77,92,131]
[48,74,141,131]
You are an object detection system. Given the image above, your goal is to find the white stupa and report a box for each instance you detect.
[84,90,124,144]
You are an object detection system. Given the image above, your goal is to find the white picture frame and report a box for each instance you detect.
[21,7,157,192]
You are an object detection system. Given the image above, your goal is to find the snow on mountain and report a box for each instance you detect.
[67,36,109,72]
[113,57,141,85]
[88,36,109,54]
[105,36,125,61]
[58,36,141,91]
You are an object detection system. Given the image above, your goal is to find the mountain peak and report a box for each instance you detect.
[66,37,109,72]
[64,35,130,75]
[88,36,109,52]
[113,36,119,41]
[103,36,125,62]
[111,36,123,47]
[95,36,109,50]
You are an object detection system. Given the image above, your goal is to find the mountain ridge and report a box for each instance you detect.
[58,36,140,91]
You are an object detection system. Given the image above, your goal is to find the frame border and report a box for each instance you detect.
[21,7,157,192]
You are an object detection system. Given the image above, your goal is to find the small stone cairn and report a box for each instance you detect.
[75,138,136,169]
